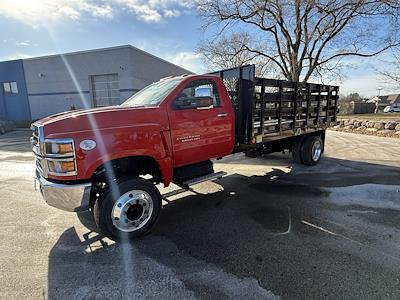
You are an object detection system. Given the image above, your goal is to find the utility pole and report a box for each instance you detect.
[375,88,383,114]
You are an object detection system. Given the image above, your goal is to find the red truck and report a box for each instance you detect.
[31,65,339,241]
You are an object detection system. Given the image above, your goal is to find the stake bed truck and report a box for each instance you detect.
[31,65,339,241]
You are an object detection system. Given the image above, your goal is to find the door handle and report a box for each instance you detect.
[217,113,228,118]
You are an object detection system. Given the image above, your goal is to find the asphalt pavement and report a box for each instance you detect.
[0,130,400,299]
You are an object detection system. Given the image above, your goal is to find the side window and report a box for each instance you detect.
[2,82,18,95]
[173,79,221,110]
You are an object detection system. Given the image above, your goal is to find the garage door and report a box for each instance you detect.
[91,74,120,107]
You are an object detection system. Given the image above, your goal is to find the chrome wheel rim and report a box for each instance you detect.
[111,190,154,232]
[312,140,322,162]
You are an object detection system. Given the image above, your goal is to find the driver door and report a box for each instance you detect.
[167,78,234,167]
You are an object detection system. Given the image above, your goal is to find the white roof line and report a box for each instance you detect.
[127,45,194,74]
[1,44,194,74]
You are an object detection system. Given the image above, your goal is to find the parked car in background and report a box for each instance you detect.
[384,105,400,113]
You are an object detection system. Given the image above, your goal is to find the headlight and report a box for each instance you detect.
[44,139,74,156]
[47,158,76,175]
[43,138,76,176]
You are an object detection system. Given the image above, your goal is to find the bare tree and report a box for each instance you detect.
[379,48,400,89]
[197,32,277,77]
[197,0,400,82]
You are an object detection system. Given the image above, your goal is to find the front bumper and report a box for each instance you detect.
[35,170,92,212]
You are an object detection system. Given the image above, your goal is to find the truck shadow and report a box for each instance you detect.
[47,156,400,299]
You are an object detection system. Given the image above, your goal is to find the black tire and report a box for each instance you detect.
[292,136,304,164]
[94,177,162,242]
[301,136,324,166]
[244,149,260,158]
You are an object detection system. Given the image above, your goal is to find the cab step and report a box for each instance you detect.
[182,171,226,188]
[162,171,227,201]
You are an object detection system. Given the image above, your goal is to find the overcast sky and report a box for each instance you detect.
[0,0,398,98]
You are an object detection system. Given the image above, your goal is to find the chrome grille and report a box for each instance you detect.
[31,123,46,175]
[32,125,39,140]
[31,125,42,156]
[35,157,44,174]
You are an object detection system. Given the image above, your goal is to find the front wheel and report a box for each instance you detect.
[94,177,162,242]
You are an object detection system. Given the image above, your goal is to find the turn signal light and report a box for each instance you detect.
[59,143,73,154]
[47,160,76,174]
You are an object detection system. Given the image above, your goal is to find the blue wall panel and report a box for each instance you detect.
[0,60,31,121]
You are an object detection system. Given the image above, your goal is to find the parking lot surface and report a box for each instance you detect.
[0,130,400,299]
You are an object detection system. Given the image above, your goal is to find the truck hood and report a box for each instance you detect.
[36,106,167,137]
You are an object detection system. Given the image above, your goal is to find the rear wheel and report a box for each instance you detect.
[244,149,261,158]
[94,177,162,242]
[301,136,323,166]
[292,136,304,164]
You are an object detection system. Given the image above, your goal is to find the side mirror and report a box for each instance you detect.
[195,87,212,97]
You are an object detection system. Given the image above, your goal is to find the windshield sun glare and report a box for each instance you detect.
[121,78,183,108]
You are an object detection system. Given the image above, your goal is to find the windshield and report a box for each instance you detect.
[121,78,183,107]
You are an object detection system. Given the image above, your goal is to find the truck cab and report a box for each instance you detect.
[32,74,236,241]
